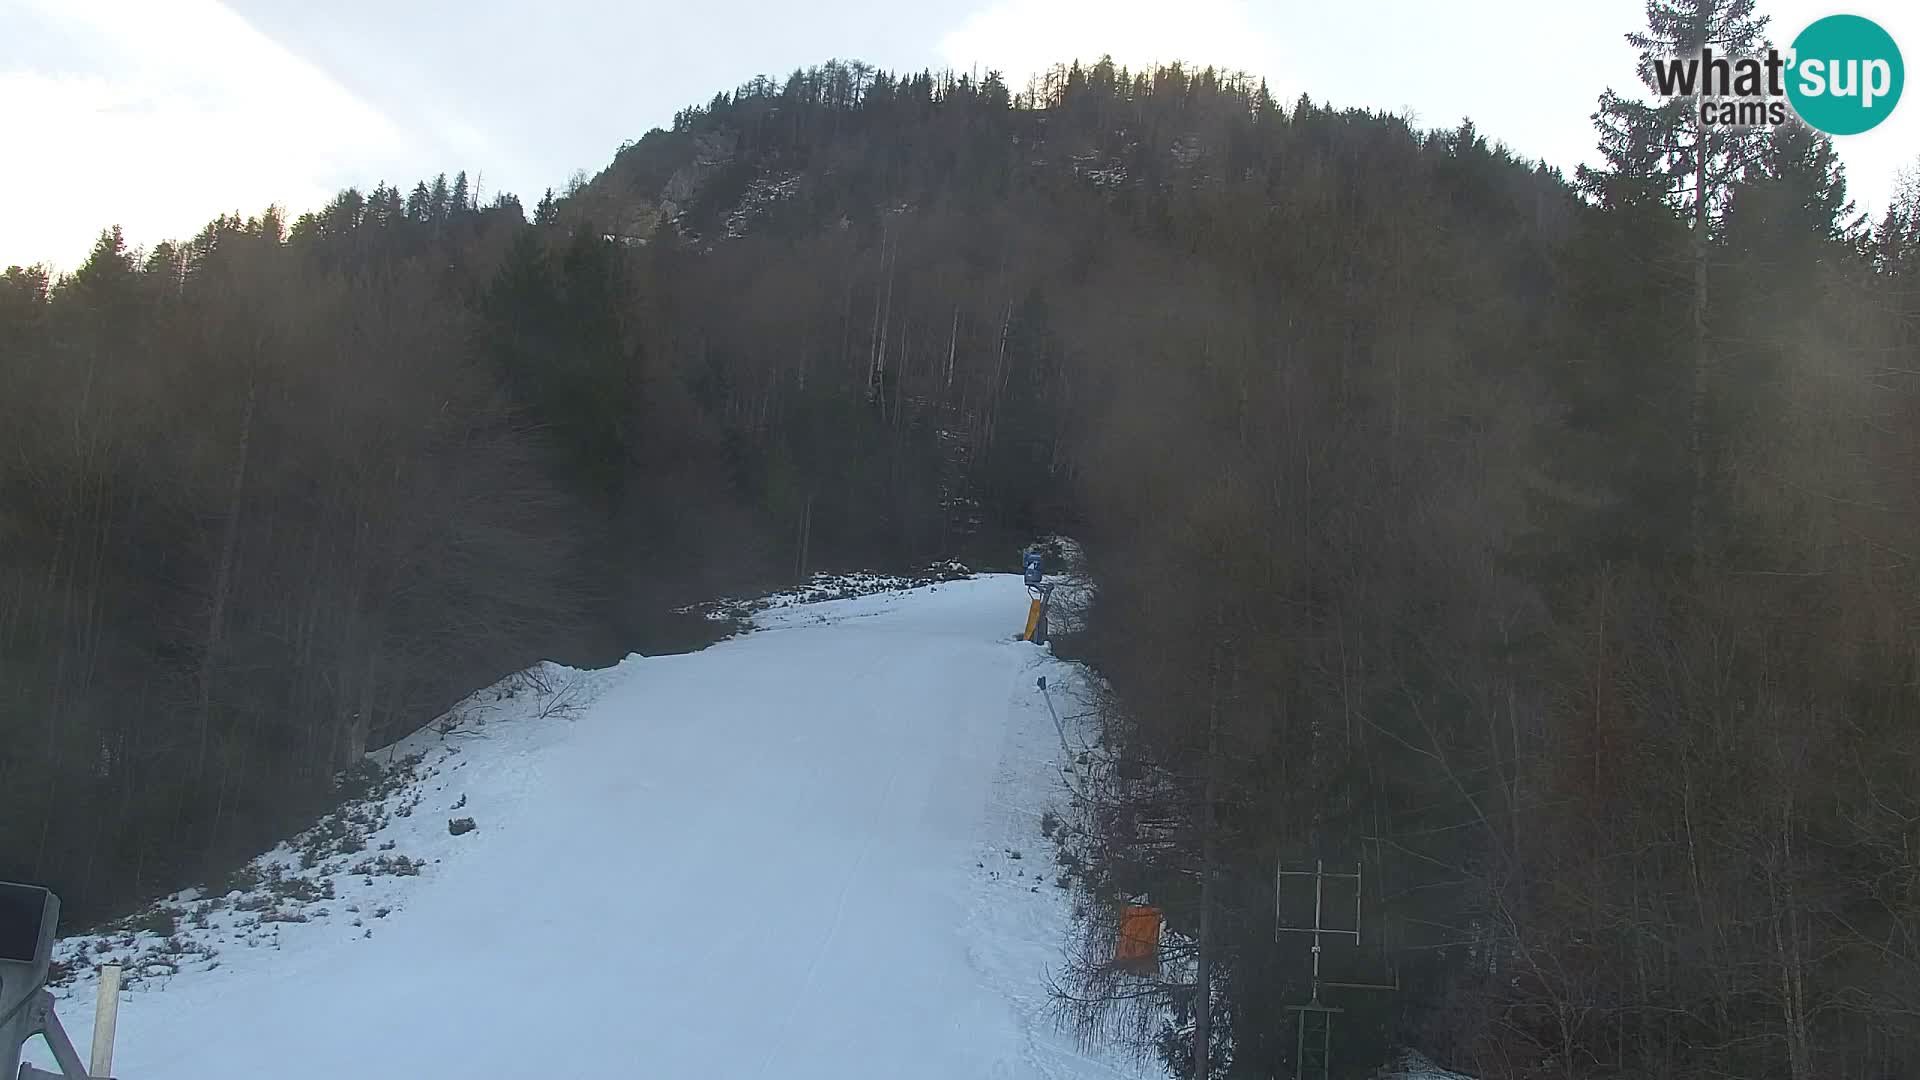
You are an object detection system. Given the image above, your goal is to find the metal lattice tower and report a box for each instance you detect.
[1275,856,1402,1080]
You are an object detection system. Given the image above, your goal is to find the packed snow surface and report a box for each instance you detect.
[34,574,1158,1080]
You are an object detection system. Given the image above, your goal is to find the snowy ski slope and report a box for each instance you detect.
[32,574,1159,1080]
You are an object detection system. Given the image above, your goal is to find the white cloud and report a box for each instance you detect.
[0,0,411,272]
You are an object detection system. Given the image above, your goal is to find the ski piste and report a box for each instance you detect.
[22,574,1158,1080]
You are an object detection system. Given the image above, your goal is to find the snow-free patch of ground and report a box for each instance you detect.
[30,574,1159,1080]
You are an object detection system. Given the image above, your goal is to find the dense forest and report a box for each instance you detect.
[6,0,1920,1075]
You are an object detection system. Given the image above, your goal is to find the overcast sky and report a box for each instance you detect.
[3,0,1916,272]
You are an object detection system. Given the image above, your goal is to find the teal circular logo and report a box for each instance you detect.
[1787,14,1904,135]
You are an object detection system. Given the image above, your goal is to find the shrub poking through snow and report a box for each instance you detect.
[129,908,179,937]
[38,661,609,998]
[691,563,975,623]
[350,855,424,877]
[44,742,452,991]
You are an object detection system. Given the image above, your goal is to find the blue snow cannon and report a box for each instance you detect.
[1023,551,1044,588]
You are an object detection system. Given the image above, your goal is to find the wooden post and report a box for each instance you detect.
[88,965,120,1078]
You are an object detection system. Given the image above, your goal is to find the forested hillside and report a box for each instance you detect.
[7,12,1920,1079]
